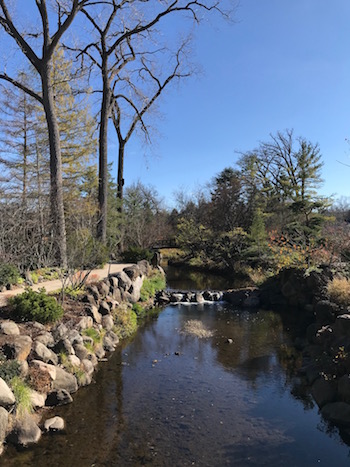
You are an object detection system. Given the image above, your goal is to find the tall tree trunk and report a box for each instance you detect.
[97,64,110,243]
[117,141,125,213]
[41,63,67,267]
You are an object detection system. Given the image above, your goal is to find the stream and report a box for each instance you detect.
[2,266,350,466]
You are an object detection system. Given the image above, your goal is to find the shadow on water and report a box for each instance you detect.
[3,267,350,465]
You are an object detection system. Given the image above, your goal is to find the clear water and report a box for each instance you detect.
[3,302,350,466]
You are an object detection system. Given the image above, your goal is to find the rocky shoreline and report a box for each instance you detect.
[0,260,159,454]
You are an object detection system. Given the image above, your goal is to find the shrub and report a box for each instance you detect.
[0,351,20,383]
[121,246,153,263]
[10,288,63,324]
[10,376,33,417]
[327,277,350,306]
[132,302,145,318]
[0,263,20,287]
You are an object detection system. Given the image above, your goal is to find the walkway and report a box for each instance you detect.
[0,263,132,308]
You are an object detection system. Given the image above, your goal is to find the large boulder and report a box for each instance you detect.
[3,335,32,361]
[52,323,69,342]
[45,389,73,407]
[128,276,143,303]
[314,300,339,325]
[311,377,337,408]
[9,414,41,446]
[0,320,20,336]
[124,265,142,281]
[44,416,65,432]
[33,341,58,365]
[86,305,102,324]
[76,316,93,331]
[29,390,46,409]
[35,331,55,348]
[0,378,14,407]
[52,367,78,394]
[114,271,132,291]
[137,260,150,276]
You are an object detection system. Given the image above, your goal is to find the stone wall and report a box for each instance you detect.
[0,260,159,454]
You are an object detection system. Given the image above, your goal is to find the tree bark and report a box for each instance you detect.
[41,62,67,267]
[117,141,125,213]
[97,62,110,243]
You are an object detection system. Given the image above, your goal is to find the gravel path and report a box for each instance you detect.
[0,263,132,308]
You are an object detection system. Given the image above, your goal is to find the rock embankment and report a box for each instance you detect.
[261,266,350,431]
[0,260,158,454]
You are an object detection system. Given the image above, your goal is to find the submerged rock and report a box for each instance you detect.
[44,416,65,432]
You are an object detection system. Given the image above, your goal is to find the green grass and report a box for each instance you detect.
[10,376,33,417]
[140,271,166,302]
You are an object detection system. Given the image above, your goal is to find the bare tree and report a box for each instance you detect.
[75,0,230,243]
[0,0,92,267]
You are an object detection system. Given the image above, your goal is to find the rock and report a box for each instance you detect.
[46,389,73,407]
[156,291,170,305]
[33,341,58,365]
[203,291,213,301]
[105,330,119,347]
[67,355,81,367]
[44,416,65,432]
[195,292,204,304]
[311,377,337,408]
[227,338,233,344]
[81,359,94,376]
[128,276,143,303]
[94,344,106,359]
[9,414,41,446]
[137,260,150,276]
[66,329,83,346]
[86,285,100,303]
[86,305,102,324]
[86,353,98,367]
[101,314,114,331]
[315,300,338,325]
[73,344,89,361]
[335,314,350,337]
[81,293,97,307]
[52,323,69,342]
[322,402,350,426]
[99,301,111,316]
[0,378,15,407]
[103,335,116,352]
[0,407,8,444]
[115,271,132,291]
[3,335,32,361]
[29,390,46,408]
[97,280,110,298]
[112,287,122,303]
[35,332,55,348]
[79,372,92,387]
[31,360,57,380]
[338,374,350,403]
[52,367,78,394]
[109,276,119,291]
[0,320,20,336]
[53,338,75,356]
[19,360,29,378]
[76,316,93,331]
[170,293,183,303]
[315,325,334,347]
[124,265,142,281]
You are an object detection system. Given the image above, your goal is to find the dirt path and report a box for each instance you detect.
[0,263,132,308]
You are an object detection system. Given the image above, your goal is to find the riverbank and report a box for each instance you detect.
[0,261,165,455]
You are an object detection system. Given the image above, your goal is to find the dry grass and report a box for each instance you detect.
[181,320,214,338]
[327,277,350,306]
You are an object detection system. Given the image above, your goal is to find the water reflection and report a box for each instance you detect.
[3,303,350,466]
[165,265,240,291]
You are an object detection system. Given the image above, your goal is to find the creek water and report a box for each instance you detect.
[3,267,350,466]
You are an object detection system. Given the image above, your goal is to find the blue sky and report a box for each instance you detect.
[114,0,350,207]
